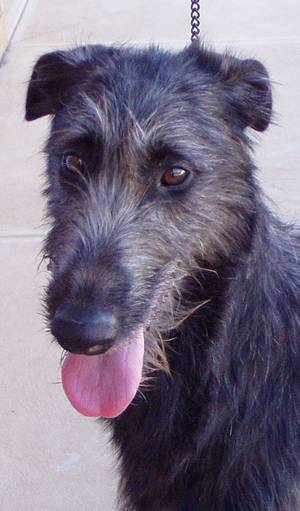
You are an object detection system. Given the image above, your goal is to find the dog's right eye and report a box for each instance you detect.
[62,153,85,174]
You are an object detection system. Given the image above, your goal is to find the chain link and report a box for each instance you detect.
[191,0,200,42]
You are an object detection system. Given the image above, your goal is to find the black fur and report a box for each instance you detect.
[26,42,300,510]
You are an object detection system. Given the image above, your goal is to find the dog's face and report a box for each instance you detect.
[26,44,272,418]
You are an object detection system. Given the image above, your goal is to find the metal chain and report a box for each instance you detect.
[191,0,200,42]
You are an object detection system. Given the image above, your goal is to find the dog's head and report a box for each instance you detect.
[26,43,272,417]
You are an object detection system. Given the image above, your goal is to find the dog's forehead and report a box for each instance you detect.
[88,47,213,115]
[57,47,220,150]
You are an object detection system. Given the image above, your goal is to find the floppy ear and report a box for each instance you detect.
[25,51,84,121]
[221,56,272,132]
[184,44,272,132]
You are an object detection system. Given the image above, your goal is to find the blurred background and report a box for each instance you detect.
[0,1,299,510]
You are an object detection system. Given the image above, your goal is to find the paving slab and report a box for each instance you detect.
[11,0,300,48]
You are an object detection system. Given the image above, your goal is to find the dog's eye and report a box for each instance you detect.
[62,153,85,174]
[161,167,190,187]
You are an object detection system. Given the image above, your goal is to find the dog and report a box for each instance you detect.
[25,42,300,510]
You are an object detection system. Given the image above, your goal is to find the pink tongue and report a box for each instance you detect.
[61,328,144,418]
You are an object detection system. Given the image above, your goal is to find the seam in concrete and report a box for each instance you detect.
[0,232,44,240]
[0,0,30,62]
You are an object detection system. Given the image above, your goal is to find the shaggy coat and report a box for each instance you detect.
[25,43,300,510]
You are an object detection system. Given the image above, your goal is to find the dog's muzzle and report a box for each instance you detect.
[51,303,118,355]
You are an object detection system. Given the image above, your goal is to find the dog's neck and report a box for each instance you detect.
[168,199,294,380]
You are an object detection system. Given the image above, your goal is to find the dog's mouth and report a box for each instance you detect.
[61,327,145,419]
[53,262,180,419]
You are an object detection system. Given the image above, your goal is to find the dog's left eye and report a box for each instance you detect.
[161,167,190,187]
[62,153,85,174]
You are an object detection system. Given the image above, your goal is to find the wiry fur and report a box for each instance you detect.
[26,42,300,510]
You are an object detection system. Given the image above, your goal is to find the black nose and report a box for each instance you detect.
[51,303,118,355]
